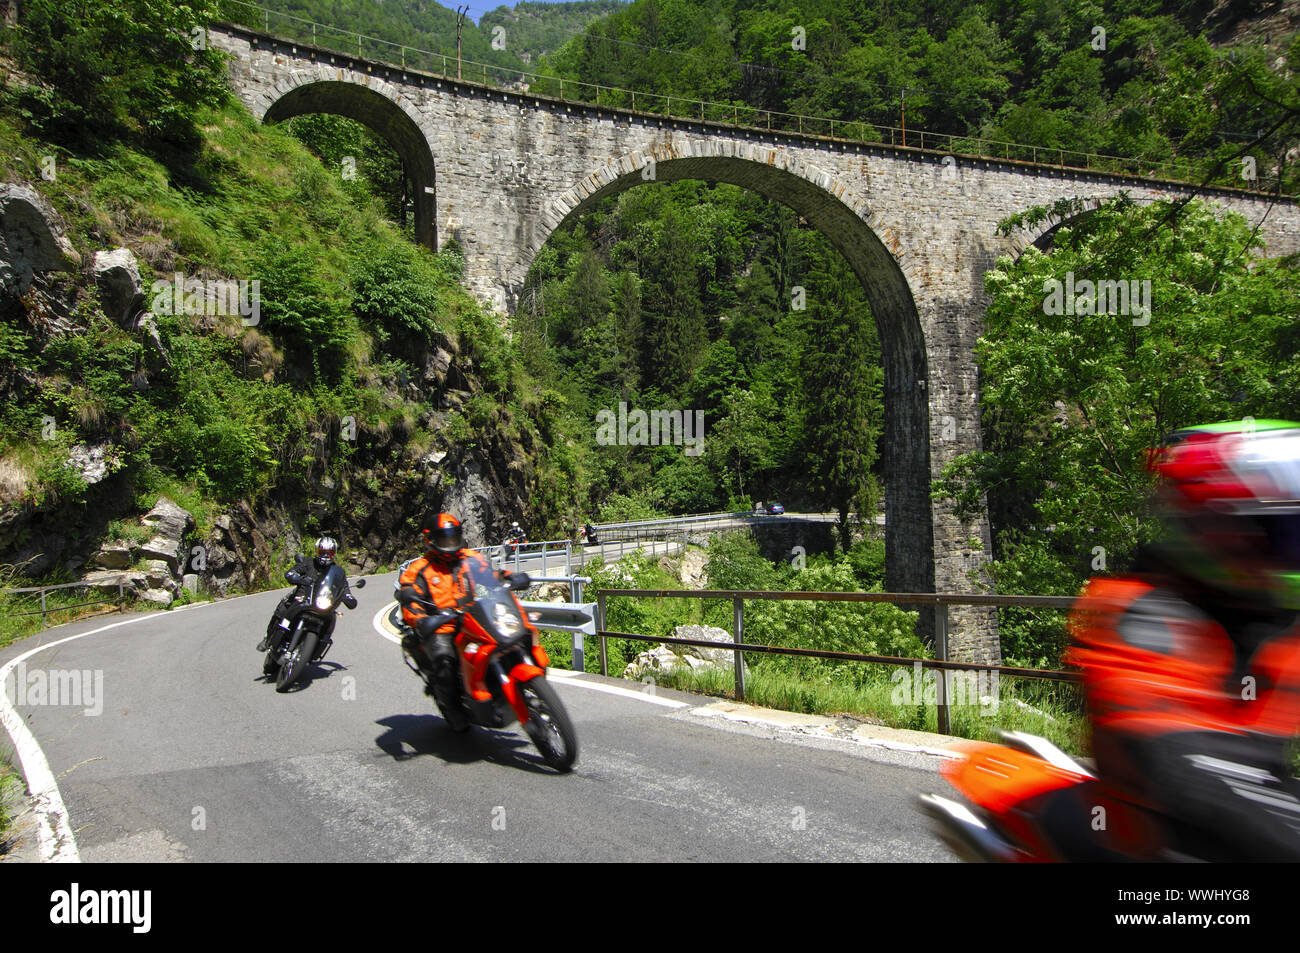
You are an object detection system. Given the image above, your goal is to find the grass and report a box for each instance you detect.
[0,754,20,853]
[0,586,127,651]
[538,625,1090,755]
[636,663,1087,754]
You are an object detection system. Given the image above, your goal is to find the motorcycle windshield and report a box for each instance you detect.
[456,557,532,642]
[312,564,347,611]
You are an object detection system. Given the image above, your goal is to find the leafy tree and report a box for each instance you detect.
[801,255,883,548]
[936,195,1300,661]
[11,0,228,153]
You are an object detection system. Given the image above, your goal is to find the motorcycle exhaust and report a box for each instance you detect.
[918,794,1022,863]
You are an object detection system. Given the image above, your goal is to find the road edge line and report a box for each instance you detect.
[0,612,167,863]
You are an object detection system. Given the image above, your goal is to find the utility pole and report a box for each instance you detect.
[455,5,468,81]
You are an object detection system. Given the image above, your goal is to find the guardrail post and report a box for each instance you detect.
[118,580,124,613]
[565,540,572,576]
[732,596,746,701]
[572,626,584,673]
[596,591,607,676]
[40,588,47,626]
[935,603,950,735]
[541,542,548,576]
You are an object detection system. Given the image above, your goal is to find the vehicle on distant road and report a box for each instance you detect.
[764,501,785,515]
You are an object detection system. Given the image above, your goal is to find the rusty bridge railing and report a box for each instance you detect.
[593,589,1079,733]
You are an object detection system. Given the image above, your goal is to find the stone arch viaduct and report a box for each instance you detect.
[211,23,1300,661]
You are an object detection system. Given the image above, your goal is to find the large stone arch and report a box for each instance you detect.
[260,71,438,250]
[528,146,937,604]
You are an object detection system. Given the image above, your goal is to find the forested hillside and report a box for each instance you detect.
[0,0,574,597]
[4,0,1300,670]
[481,1,627,65]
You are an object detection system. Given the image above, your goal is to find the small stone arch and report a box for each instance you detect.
[260,70,439,250]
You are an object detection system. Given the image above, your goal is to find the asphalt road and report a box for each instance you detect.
[0,574,953,863]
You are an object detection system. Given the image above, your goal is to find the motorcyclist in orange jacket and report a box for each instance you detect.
[398,513,494,720]
[1066,420,1300,860]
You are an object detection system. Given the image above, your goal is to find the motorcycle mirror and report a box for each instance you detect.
[506,571,532,591]
[354,578,366,589]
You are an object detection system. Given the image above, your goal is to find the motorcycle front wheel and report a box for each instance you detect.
[519,678,577,772]
[275,632,318,692]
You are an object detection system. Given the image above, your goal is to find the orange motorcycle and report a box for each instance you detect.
[920,576,1300,862]
[397,559,578,772]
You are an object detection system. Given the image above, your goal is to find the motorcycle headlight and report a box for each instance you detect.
[494,602,522,637]
[315,588,335,611]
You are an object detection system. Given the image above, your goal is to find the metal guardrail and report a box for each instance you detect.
[216,0,1293,196]
[592,588,1078,733]
[481,511,839,576]
[0,577,130,626]
[519,579,598,669]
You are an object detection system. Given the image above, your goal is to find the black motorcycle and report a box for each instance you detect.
[263,566,365,691]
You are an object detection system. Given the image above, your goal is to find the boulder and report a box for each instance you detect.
[136,313,171,369]
[139,588,173,606]
[533,581,569,603]
[422,346,454,388]
[91,540,133,570]
[666,548,707,588]
[622,624,749,681]
[0,183,78,297]
[92,247,143,326]
[143,559,171,588]
[138,497,193,573]
[80,570,133,592]
[65,443,117,487]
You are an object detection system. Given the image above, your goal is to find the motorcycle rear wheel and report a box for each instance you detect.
[275,632,317,692]
[520,678,577,772]
[262,644,280,677]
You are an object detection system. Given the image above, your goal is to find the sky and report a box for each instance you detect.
[458,1,576,26]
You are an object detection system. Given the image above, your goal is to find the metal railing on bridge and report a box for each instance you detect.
[483,509,832,574]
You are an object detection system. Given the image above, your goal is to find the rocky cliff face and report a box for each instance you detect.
[0,183,545,597]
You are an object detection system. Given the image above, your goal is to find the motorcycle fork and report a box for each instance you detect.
[483,655,530,724]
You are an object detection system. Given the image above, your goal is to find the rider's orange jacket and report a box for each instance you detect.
[399,549,491,633]
[1066,576,1300,742]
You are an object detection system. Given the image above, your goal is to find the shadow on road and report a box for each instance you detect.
[373,713,560,775]
[254,660,348,692]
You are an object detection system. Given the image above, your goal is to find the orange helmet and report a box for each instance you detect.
[422,512,464,556]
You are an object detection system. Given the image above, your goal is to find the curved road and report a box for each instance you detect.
[0,574,953,862]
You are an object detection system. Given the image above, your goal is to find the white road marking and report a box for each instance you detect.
[548,669,689,708]
[370,600,688,708]
[371,602,401,645]
[1,613,169,863]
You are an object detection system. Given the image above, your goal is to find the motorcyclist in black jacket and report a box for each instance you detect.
[257,537,341,652]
